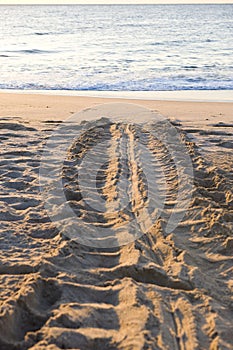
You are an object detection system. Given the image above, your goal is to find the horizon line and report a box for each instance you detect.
[1,2,232,4]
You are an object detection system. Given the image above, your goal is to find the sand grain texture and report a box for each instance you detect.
[0,113,232,350]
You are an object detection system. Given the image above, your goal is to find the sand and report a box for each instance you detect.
[0,92,232,349]
[0,91,232,123]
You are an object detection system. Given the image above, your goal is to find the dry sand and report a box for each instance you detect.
[0,92,232,349]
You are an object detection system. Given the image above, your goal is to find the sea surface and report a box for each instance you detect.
[0,4,232,91]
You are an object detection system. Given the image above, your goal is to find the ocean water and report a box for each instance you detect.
[0,4,232,91]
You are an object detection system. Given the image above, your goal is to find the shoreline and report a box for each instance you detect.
[1,89,233,103]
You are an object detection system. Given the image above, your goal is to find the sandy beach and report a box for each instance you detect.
[0,92,233,349]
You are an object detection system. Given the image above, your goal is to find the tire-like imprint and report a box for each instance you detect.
[39,103,193,248]
[0,110,232,349]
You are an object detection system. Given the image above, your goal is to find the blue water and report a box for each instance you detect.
[0,5,232,91]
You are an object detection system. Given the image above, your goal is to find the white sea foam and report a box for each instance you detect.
[0,4,232,91]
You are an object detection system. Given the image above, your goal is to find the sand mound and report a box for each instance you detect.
[0,118,232,349]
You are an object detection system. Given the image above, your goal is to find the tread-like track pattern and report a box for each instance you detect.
[0,119,232,349]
